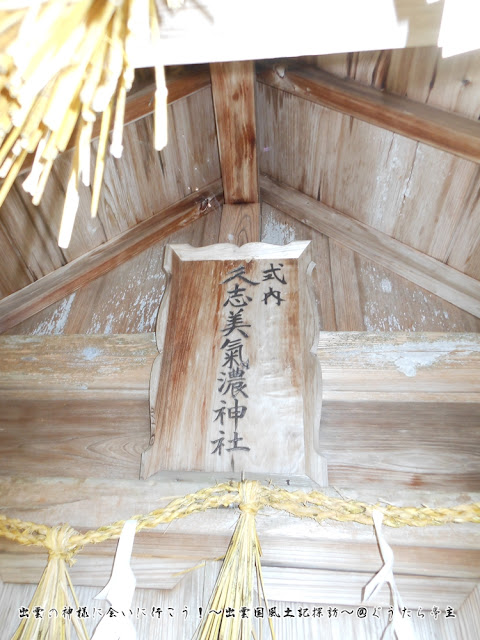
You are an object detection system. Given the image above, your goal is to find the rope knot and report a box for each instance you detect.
[44,524,80,565]
[238,480,262,516]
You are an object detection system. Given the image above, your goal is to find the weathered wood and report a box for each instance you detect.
[218,204,261,245]
[210,61,258,203]
[260,174,480,318]
[133,0,444,66]
[2,332,480,489]
[142,242,326,484]
[257,63,480,164]
[19,65,212,175]
[0,181,223,333]
[0,570,471,637]
[319,332,480,490]
[459,585,480,637]
[0,477,479,603]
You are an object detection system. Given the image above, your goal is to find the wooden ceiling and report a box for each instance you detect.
[1,43,480,332]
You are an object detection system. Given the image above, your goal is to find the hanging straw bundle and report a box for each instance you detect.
[8,523,89,640]
[0,0,181,248]
[193,482,276,640]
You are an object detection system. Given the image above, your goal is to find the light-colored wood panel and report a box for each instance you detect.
[2,532,478,582]
[19,65,212,175]
[257,76,480,277]
[0,218,34,298]
[319,332,480,396]
[257,63,480,163]
[211,61,258,203]
[0,86,221,301]
[219,204,260,245]
[328,240,363,331]
[459,585,480,638]
[0,183,69,280]
[0,180,223,333]
[0,574,470,639]
[256,83,325,200]
[310,47,480,120]
[6,205,223,335]
[321,401,480,491]
[262,566,476,609]
[260,175,480,319]
[392,144,478,261]
[1,477,479,551]
[447,178,480,280]
[261,202,480,332]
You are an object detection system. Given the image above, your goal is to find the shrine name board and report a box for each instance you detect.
[141,242,326,484]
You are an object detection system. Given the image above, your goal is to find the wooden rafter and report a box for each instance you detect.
[261,174,480,318]
[210,61,259,204]
[0,180,223,333]
[257,63,480,164]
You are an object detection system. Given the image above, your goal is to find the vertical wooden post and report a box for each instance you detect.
[211,61,260,244]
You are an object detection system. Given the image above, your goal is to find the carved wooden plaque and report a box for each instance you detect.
[141,242,327,485]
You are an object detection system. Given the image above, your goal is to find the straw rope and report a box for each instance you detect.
[1,482,479,561]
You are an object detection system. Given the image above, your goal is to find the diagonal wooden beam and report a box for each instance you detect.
[210,61,259,204]
[0,180,223,333]
[257,63,480,164]
[260,174,480,318]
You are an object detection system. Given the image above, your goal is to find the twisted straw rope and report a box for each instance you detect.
[0,482,479,563]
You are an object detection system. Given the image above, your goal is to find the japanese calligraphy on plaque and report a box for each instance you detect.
[141,242,327,485]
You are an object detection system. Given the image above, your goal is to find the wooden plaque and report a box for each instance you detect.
[141,242,327,485]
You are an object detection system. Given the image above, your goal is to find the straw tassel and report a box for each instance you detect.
[10,524,89,640]
[193,481,276,640]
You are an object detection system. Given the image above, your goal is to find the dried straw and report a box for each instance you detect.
[0,0,179,248]
[10,524,89,640]
[192,482,276,640]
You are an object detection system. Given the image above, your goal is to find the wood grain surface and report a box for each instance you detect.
[211,61,258,203]
[257,63,480,163]
[142,242,326,484]
[260,175,480,318]
[0,180,223,333]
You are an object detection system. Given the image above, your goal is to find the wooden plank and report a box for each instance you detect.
[257,63,480,164]
[459,585,480,636]
[262,567,476,609]
[19,65,211,174]
[318,332,480,491]
[210,61,258,203]
[260,175,480,318]
[0,180,223,333]
[141,242,326,484]
[0,477,479,581]
[135,1,444,66]
[0,578,469,638]
[218,204,261,245]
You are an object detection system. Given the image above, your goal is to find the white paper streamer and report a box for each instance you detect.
[92,519,138,640]
[362,510,416,640]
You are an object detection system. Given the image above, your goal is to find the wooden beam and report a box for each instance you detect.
[0,476,479,601]
[257,63,480,164]
[260,175,480,318]
[137,0,444,66]
[2,332,480,491]
[0,180,223,333]
[210,61,259,204]
[318,331,480,490]
[218,204,261,244]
